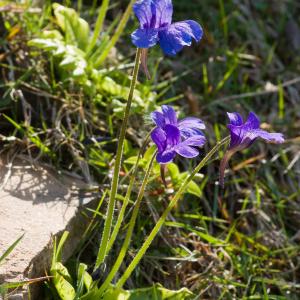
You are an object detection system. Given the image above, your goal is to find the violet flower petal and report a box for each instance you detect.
[244,112,260,130]
[150,105,207,164]
[151,111,166,128]
[180,135,206,147]
[151,127,166,152]
[228,112,284,150]
[175,144,199,158]
[253,129,285,143]
[228,112,260,149]
[157,150,176,163]
[132,0,203,54]
[178,117,206,130]
[227,112,243,126]
[174,135,205,158]
[164,124,180,146]
[180,127,204,139]
[151,0,173,27]
[131,28,159,48]
[133,0,153,28]
[133,0,173,29]
[228,124,259,151]
[158,20,203,56]
[162,105,177,125]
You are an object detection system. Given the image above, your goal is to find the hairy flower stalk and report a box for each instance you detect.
[115,136,230,288]
[94,48,142,270]
[106,132,151,255]
[98,152,156,294]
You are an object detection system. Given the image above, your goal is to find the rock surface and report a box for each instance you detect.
[0,155,98,299]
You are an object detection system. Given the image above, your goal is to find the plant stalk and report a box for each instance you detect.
[94,48,142,270]
[116,136,230,287]
[98,152,156,294]
[106,133,151,255]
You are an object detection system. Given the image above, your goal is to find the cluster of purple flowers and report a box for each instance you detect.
[131,0,285,186]
[151,106,284,186]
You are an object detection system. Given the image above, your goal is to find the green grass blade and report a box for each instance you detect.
[0,234,24,265]
[87,0,110,55]
[278,82,285,119]
[94,0,135,68]
[55,231,69,263]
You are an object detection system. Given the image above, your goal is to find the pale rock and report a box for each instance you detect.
[0,156,98,299]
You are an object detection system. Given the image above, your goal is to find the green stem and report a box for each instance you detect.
[98,152,156,295]
[77,0,82,13]
[116,136,230,287]
[94,48,142,270]
[87,0,110,55]
[106,133,151,255]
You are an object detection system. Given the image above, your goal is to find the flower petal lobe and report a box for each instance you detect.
[131,28,159,48]
[158,20,203,55]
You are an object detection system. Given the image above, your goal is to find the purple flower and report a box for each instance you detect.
[151,105,206,164]
[131,0,203,56]
[220,112,285,187]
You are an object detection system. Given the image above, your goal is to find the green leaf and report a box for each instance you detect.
[29,37,63,52]
[166,221,225,245]
[83,271,93,292]
[29,37,89,82]
[144,145,156,161]
[169,167,202,198]
[51,262,76,300]
[42,29,64,40]
[101,284,195,300]
[76,263,93,297]
[80,287,102,300]
[52,3,90,51]
[3,115,55,160]
[167,163,180,181]
[50,232,76,300]
[186,180,203,197]
[53,231,69,266]
[124,155,139,166]
[0,234,24,265]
